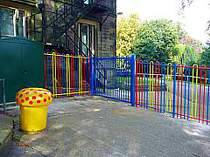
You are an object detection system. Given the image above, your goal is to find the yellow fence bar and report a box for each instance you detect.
[195,64,199,118]
[149,61,154,107]
[66,54,71,96]
[52,52,57,97]
[44,53,88,59]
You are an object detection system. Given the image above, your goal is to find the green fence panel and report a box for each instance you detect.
[0,37,44,105]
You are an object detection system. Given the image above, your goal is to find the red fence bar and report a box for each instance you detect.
[56,55,62,94]
[180,65,184,118]
[141,62,145,107]
[198,67,202,122]
[136,61,139,107]
[157,63,160,112]
[70,56,74,96]
[202,68,207,123]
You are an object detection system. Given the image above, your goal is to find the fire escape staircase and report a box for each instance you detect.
[35,0,113,57]
[49,0,112,89]
[31,0,115,89]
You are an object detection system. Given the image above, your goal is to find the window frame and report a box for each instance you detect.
[78,22,97,56]
[0,5,26,38]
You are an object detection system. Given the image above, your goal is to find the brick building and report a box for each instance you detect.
[0,0,117,56]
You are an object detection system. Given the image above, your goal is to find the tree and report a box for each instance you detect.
[173,44,200,65]
[183,46,200,65]
[199,47,210,66]
[172,34,203,65]
[117,14,140,56]
[172,44,186,64]
[132,19,181,63]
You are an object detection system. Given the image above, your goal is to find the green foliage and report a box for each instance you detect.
[132,19,181,63]
[182,46,200,65]
[117,14,140,56]
[199,46,210,66]
[172,44,186,64]
[116,16,204,65]
[173,44,200,65]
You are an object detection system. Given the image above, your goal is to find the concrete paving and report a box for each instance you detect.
[1,96,210,157]
[0,112,15,150]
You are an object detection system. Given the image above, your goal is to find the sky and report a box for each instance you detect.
[117,0,210,43]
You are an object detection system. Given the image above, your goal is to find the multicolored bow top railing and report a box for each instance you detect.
[44,52,91,97]
[43,52,210,124]
[135,60,210,124]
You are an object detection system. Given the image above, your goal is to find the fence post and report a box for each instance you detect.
[90,57,95,95]
[172,64,177,118]
[130,54,136,106]
[1,79,6,112]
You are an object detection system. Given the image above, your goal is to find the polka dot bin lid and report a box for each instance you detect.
[16,88,53,107]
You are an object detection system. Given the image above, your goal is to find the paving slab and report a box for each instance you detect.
[0,112,15,154]
[2,96,210,157]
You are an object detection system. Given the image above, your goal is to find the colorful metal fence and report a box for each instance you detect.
[93,55,135,105]
[44,53,91,97]
[135,60,210,124]
[44,53,210,125]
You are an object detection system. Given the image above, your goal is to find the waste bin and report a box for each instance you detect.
[16,88,52,133]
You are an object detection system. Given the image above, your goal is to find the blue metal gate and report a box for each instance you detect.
[93,55,136,105]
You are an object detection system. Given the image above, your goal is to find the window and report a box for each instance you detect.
[84,0,95,5]
[0,7,14,37]
[81,24,89,56]
[78,23,96,56]
[0,7,25,37]
[16,10,25,37]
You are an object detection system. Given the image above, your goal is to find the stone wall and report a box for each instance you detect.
[97,0,116,57]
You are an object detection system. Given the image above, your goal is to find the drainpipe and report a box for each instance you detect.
[37,0,46,43]
[0,12,1,38]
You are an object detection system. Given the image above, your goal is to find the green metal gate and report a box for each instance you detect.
[0,37,44,106]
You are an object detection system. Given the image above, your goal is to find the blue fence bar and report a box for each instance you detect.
[90,57,95,95]
[130,54,136,106]
[172,64,177,118]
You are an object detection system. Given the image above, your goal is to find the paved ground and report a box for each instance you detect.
[1,96,210,157]
[0,111,15,150]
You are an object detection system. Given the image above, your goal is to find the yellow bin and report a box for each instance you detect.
[16,88,52,133]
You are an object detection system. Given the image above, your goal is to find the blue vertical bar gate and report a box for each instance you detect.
[92,55,136,105]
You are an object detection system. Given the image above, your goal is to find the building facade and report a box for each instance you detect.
[0,0,117,57]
